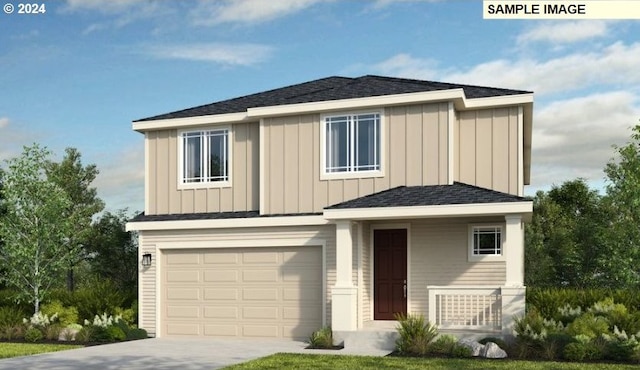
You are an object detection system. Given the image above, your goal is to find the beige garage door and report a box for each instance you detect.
[161,246,322,339]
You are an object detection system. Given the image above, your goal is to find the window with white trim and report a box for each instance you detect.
[179,129,229,185]
[324,112,381,174]
[470,225,502,257]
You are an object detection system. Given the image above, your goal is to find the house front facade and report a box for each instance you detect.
[127,75,533,341]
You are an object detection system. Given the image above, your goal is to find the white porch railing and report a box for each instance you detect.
[427,286,502,332]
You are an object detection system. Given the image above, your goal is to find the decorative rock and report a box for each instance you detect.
[458,338,485,357]
[482,342,508,358]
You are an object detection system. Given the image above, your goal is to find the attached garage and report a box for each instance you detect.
[160,246,323,339]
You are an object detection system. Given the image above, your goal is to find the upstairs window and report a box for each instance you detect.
[469,225,503,259]
[179,128,230,186]
[324,112,381,175]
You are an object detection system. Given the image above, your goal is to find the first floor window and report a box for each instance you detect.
[181,129,229,184]
[471,226,502,256]
[325,112,380,173]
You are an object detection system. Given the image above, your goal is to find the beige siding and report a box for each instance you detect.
[138,224,337,335]
[146,122,259,215]
[408,218,506,317]
[262,103,451,214]
[455,107,520,195]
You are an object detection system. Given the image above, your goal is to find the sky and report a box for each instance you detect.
[1,0,639,213]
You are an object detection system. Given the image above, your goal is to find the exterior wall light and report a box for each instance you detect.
[142,253,152,267]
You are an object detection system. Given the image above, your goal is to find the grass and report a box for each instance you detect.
[224,353,640,370]
[0,343,83,359]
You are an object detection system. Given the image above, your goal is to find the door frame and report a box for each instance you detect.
[369,223,411,321]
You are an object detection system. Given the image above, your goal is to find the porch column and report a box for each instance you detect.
[502,214,526,337]
[504,214,524,287]
[331,220,358,331]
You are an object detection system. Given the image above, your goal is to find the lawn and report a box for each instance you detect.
[0,343,83,359]
[224,353,640,370]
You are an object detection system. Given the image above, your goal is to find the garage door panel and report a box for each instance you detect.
[204,306,238,319]
[204,270,238,282]
[167,288,200,300]
[242,288,278,301]
[243,270,278,282]
[243,252,279,264]
[167,306,200,318]
[167,323,200,335]
[204,325,237,336]
[162,246,322,339]
[203,253,238,264]
[166,253,200,265]
[283,288,321,302]
[283,306,322,320]
[167,270,199,282]
[243,306,278,319]
[204,288,238,300]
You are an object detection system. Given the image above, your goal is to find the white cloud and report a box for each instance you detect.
[190,0,328,26]
[517,21,610,44]
[146,43,273,66]
[366,41,640,96]
[63,0,148,14]
[531,91,640,189]
[0,117,8,128]
[371,0,441,9]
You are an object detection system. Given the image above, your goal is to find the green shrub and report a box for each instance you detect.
[75,326,94,342]
[394,313,438,356]
[44,324,62,341]
[106,326,126,342]
[62,280,129,322]
[41,300,79,326]
[308,326,333,348]
[114,306,136,326]
[0,324,24,340]
[450,343,473,358]
[126,328,148,340]
[527,288,640,320]
[566,313,610,339]
[24,327,43,342]
[429,334,458,355]
[605,340,638,362]
[0,306,27,327]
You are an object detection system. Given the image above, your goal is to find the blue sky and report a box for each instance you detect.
[1,0,639,212]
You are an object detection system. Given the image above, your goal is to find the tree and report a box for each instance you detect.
[0,144,72,313]
[525,179,611,288]
[46,147,104,291]
[603,124,640,287]
[86,210,138,295]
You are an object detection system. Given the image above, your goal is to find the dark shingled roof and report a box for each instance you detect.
[129,211,322,223]
[325,182,529,210]
[129,183,529,222]
[136,75,531,122]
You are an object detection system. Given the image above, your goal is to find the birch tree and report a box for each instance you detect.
[0,144,72,313]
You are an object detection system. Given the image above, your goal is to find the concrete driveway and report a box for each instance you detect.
[0,338,309,370]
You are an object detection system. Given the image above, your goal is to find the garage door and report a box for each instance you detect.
[161,246,322,339]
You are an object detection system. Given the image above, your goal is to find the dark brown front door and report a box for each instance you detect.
[374,229,407,320]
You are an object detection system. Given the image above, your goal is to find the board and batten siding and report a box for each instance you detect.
[455,107,520,195]
[145,122,259,215]
[262,103,450,214]
[137,224,339,336]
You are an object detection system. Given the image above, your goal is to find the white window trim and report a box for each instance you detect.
[468,224,505,262]
[177,126,233,189]
[320,110,385,180]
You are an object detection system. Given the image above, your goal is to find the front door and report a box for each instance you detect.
[373,229,407,320]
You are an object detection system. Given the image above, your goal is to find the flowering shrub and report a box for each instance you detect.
[23,312,58,329]
[84,313,122,328]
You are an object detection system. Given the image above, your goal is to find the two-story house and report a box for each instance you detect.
[127,75,533,344]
